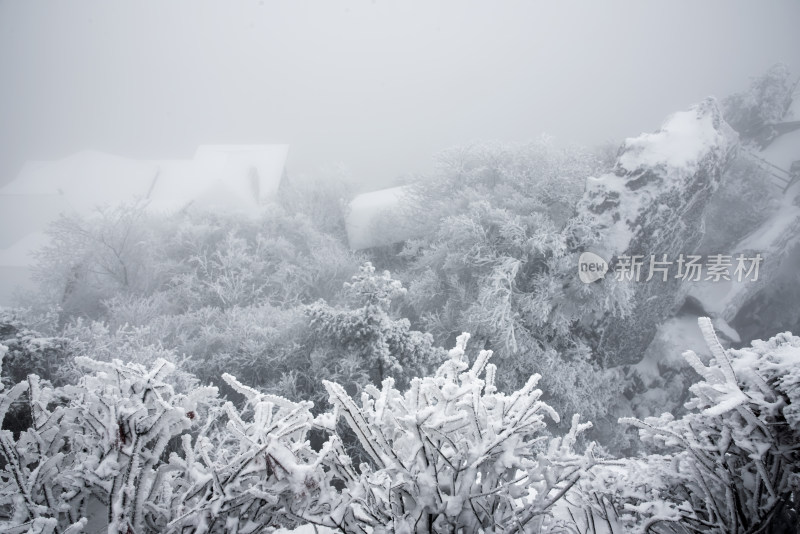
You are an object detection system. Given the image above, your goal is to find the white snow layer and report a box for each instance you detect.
[618,106,726,172]
[586,101,732,255]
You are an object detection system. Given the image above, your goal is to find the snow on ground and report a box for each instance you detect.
[688,278,734,317]
[687,93,800,323]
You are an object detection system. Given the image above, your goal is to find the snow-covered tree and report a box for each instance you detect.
[29,203,158,321]
[723,63,796,146]
[307,262,445,388]
[27,205,361,323]
[399,195,631,439]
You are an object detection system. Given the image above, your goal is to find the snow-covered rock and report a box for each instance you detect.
[579,98,738,365]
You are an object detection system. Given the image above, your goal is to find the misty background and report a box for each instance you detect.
[2,0,799,190]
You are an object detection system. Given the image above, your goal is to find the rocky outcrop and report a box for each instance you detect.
[579,98,739,365]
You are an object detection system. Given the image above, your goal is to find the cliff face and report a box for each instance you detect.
[578,98,739,365]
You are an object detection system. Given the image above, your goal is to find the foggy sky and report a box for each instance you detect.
[2,0,799,190]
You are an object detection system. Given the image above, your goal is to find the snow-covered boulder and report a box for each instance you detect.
[579,98,738,365]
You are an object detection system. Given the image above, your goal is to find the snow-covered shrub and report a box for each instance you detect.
[322,333,597,533]
[61,318,201,394]
[98,301,365,408]
[574,318,800,533]
[0,356,335,533]
[0,357,206,532]
[277,166,354,242]
[159,208,360,312]
[383,141,633,444]
[409,140,600,230]
[165,373,339,533]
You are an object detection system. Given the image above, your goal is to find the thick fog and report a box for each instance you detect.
[1,0,799,188]
[5,3,800,532]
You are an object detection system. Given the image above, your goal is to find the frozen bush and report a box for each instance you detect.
[0,357,335,533]
[572,318,800,533]
[322,332,597,533]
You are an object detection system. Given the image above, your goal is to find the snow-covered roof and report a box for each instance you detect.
[0,145,288,303]
[0,232,50,267]
[3,151,157,200]
[147,145,289,213]
[0,145,288,216]
[0,194,70,249]
[344,186,418,250]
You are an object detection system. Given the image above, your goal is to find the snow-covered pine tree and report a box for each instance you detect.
[307,262,444,388]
